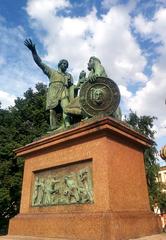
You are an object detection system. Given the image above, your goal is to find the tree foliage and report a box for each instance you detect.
[0,83,49,234]
[125,111,161,207]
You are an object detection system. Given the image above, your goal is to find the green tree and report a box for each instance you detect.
[125,111,160,206]
[158,192,166,212]
[0,83,49,234]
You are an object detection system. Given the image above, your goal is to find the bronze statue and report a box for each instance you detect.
[24,38,121,129]
[24,39,74,130]
[65,56,121,120]
[87,56,107,82]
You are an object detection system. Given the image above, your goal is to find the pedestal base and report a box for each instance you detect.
[8,211,161,240]
[7,117,161,240]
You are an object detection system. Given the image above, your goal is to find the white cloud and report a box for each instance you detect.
[134,15,153,35]
[154,8,166,40]
[134,72,148,83]
[26,0,147,87]
[119,85,132,99]
[0,16,48,105]
[0,90,16,109]
[118,85,133,116]
[127,72,166,139]
[102,0,120,8]
[134,8,166,42]
[129,8,166,139]
[26,0,71,19]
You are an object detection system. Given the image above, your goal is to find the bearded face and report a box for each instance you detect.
[87,58,94,71]
[94,89,104,105]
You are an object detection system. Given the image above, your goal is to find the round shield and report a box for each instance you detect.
[79,77,120,117]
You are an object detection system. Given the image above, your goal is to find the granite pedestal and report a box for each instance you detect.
[7,117,161,240]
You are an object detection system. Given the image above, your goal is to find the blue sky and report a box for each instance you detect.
[0,0,166,165]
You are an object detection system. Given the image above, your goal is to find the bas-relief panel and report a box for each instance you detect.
[31,160,93,207]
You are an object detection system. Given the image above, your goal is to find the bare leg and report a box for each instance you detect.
[61,98,70,128]
[50,109,57,130]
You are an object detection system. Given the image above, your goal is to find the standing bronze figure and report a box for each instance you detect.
[24,39,74,130]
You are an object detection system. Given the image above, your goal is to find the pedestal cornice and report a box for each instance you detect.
[15,117,153,157]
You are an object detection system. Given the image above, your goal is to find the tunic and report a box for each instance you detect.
[41,63,73,110]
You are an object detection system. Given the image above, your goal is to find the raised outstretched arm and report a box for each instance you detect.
[24,39,51,77]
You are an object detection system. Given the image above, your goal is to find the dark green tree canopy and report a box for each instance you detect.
[0,83,49,234]
[125,111,162,207]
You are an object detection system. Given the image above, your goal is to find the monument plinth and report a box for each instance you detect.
[8,117,161,240]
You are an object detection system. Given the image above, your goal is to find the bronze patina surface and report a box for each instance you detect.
[79,77,120,117]
[24,41,122,130]
[31,161,93,207]
[24,39,74,130]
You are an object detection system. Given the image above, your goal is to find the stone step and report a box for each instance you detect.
[0,234,165,240]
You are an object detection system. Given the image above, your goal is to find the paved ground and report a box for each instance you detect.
[0,233,166,240]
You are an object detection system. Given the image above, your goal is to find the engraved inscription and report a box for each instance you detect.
[31,162,93,207]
